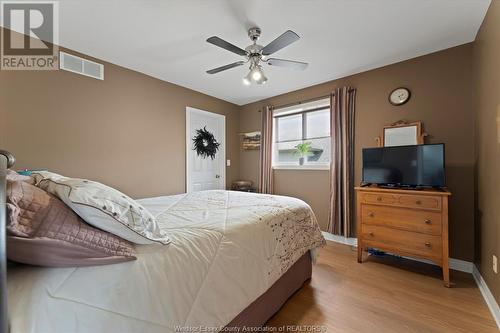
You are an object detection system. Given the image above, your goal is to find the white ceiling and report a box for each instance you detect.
[24,0,495,105]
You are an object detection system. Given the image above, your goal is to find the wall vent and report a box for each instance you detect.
[59,51,104,80]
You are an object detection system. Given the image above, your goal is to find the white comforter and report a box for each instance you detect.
[8,190,325,333]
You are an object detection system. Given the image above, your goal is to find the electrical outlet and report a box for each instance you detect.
[493,255,498,274]
[226,159,231,167]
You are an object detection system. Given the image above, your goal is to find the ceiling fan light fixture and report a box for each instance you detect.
[250,66,263,81]
[242,73,251,86]
[257,71,268,85]
[244,65,267,85]
[206,28,307,85]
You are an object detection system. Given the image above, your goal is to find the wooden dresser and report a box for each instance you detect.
[355,186,452,287]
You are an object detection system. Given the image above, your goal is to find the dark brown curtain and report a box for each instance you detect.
[328,87,356,236]
[259,105,274,194]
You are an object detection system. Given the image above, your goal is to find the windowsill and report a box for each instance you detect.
[272,164,330,171]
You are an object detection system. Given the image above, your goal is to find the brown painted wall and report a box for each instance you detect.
[473,0,499,304]
[0,43,240,198]
[239,44,475,261]
[0,29,484,267]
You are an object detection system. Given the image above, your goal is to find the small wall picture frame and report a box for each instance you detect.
[378,120,427,147]
[240,131,261,150]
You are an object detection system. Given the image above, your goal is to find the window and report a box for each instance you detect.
[272,98,331,169]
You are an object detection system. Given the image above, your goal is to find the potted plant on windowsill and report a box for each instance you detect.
[294,142,313,166]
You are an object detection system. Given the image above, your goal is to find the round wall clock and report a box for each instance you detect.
[389,87,411,106]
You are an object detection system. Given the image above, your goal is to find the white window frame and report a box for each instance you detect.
[272,98,331,170]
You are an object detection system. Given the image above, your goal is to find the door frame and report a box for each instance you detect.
[186,106,226,193]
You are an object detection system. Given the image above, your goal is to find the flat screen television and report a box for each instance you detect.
[362,144,445,187]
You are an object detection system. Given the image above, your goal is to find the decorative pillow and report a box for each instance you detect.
[6,180,136,267]
[6,169,34,184]
[32,171,169,245]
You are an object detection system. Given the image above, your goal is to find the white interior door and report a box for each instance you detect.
[186,107,225,193]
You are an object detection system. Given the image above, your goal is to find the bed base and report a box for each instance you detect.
[225,252,312,328]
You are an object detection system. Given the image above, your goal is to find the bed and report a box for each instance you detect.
[6,188,325,333]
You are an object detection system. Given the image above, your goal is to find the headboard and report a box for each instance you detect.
[0,150,14,333]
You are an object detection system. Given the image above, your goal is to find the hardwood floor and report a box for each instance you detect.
[266,241,498,333]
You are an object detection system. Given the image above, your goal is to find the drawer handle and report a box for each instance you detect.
[424,219,432,224]
[368,212,374,218]
[377,197,382,202]
[369,232,374,237]
[416,200,422,205]
[425,242,431,247]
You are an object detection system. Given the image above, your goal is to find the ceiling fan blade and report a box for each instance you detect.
[206,36,247,56]
[266,58,308,70]
[206,61,245,74]
[261,30,300,56]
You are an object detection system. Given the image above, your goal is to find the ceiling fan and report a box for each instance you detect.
[206,27,308,85]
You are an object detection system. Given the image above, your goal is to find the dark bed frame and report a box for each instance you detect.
[0,150,312,332]
[226,252,311,328]
[0,150,14,333]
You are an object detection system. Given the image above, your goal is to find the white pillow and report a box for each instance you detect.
[32,171,169,245]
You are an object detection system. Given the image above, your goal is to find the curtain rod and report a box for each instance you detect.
[259,87,355,112]
[271,94,331,111]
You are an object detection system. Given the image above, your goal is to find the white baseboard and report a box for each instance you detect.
[405,256,474,274]
[473,265,500,329]
[321,232,357,246]
[449,258,474,273]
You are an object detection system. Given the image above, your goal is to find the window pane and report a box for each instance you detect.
[277,114,302,142]
[274,139,303,163]
[274,137,330,165]
[307,137,330,163]
[306,109,330,139]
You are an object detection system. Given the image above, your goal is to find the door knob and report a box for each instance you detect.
[425,242,431,247]
[424,219,432,224]
[215,175,220,179]
[368,212,374,218]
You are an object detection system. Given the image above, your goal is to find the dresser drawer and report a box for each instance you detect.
[361,225,442,261]
[361,192,397,205]
[397,193,441,210]
[361,205,442,235]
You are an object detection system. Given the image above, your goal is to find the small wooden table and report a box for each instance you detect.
[355,185,452,287]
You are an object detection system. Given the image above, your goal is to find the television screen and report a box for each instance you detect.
[362,144,445,187]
